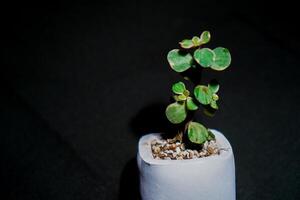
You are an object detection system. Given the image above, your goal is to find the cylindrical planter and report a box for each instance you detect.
[137,129,235,200]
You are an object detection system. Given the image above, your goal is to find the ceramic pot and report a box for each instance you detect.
[137,129,235,200]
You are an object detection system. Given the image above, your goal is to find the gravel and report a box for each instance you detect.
[151,138,220,160]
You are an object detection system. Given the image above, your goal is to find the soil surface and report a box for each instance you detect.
[151,138,220,160]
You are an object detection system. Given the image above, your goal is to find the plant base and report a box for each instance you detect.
[137,129,235,200]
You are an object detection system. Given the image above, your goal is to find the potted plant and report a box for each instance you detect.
[137,31,235,200]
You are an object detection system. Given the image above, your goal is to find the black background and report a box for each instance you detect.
[1,1,299,199]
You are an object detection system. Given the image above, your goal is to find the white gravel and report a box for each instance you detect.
[151,138,220,160]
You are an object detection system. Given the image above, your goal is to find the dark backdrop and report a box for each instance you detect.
[1,1,299,199]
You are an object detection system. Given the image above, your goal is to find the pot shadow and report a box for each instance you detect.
[118,157,141,200]
[119,103,178,199]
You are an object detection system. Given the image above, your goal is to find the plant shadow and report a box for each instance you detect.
[129,102,182,138]
[119,103,179,199]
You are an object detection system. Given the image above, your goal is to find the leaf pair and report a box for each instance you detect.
[172,81,189,101]
[165,82,198,124]
[187,122,215,144]
[179,31,211,49]
[172,82,198,111]
[194,80,220,110]
[167,47,231,73]
[194,47,231,71]
[167,31,231,73]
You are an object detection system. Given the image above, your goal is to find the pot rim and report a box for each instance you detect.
[138,129,233,165]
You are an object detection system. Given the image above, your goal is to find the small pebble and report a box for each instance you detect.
[151,137,219,160]
[203,141,208,150]
[177,156,183,160]
[170,144,176,150]
[189,151,194,158]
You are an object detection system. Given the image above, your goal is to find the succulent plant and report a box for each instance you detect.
[165,31,231,146]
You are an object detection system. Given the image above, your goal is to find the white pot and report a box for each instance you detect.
[137,129,235,200]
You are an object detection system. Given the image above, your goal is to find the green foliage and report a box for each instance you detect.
[194,85,213,105]
[167,82,199,124]
[194,81,220,111]
[192,36,201,46]
[172,81,186,94]
[172,82,191,102]
[194,48,214,68]
[193,47,231,71]
[179,39,194,49]
[178,94,187,101]
[207,129,216,140]
[212,94,219,101]
[165,31,231,146]
[199,31,211,45]
[165,102,187,124]
[210,100,218,110]
[187,121,216,145]
[179,31,211,49]
[210,47,231,71]
[187,122,208,144]
[186,97,198,111]
[167,49,193,72]
[208,80,220,93]
[183,89,190,97]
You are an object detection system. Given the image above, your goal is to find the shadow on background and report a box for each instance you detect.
[129,102,185,138]
[119,103,177,199]
[0,88,105,199]
[118,157,141,200]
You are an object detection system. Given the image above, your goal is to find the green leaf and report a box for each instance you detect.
[199,31,211,45]
[207,129,216,140]
[212,94,219,101]
[194,85,213,105]
[211,47,231,71]
[210,100,218,110]
[179,39,194,49]
[167,49,193,72]
[173,95,179,101]
[178,94,187,101]
[165,102,187,124]
[192,36,201,46]
[187,122,208,144]
[183,89,190,97]
[193,48,215,68]
[208,80,220,93]
[186,97,198,111]
[172,81,186,94]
